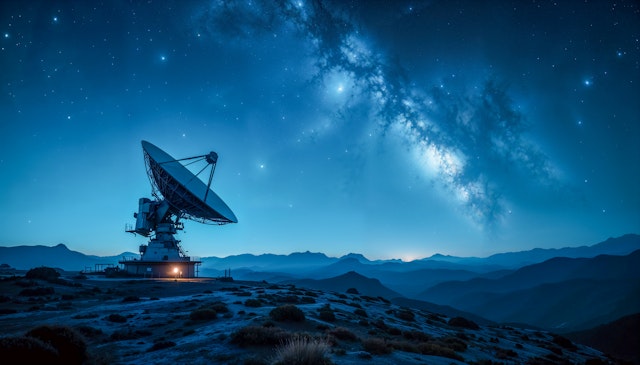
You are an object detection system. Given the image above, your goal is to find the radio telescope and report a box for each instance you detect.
[120,140,237,278]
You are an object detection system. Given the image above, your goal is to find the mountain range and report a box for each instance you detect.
[1,234,639,335]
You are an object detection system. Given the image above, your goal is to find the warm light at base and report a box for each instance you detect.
[173,267,178,274]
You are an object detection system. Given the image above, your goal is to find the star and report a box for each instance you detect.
[160,55,166,61]
[337,84,344,93]
[53,16,58,23]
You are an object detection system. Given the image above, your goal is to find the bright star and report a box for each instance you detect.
[260,164,264,169]
[337,85,344,93]
[160,55,166,61]
[3,33,8,38]
[53,16,58,22]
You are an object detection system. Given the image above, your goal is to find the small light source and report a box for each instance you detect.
[173,267,178,274]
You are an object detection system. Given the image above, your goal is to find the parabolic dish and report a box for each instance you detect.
[142,140,238,224]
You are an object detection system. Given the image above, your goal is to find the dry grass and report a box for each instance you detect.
[230,325,292,347]
[272,337,332,365]
[362,337,393,355]
[327,327,358,341]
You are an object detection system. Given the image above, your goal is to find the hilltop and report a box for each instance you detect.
[0,272,610,364]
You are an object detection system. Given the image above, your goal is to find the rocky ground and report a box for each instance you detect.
[0,272,613,364]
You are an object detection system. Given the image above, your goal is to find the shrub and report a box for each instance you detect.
[388,340,419,353]
[551,334,576,350]
[189,308,217,321]
[15,280,37,287]
[346,288,359,294]
[318,310,335,322]
[448,316,480,330]
[72,313,99,319]
[396,309,415,322]
[208,301,229,313]
[26,325,87,365]
[244,299,262,307]
[372,319,388,330]
[362,337,392,355]
[0,336,59,363]
[441,336,468,352]
[270,305,305,322]
[110,329,152,341]
[19,287,55,296]
[318,305,335,322]
[106,313,127,323]
[495,347,518,359]
[386,326,402,336]
[403,330,432,342]
[354,308,368,317]
[417,342,464,361]
[0,308,17,315]
[0,295,10,303]
[300,296,316,304]
[273,337,332,365]
[328,327,357,341]
[122,296,140,302]
[230,325,291,347]
[73,325,103,339]
[147,340,176,352]
[26,267,60,281]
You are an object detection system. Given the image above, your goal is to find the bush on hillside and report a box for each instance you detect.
[448,316,480,330]
[106,314,127,323]
[396,309,415,322]
[244,298,262,307]
[362,337,393,355]
[189,308,217,321]
[147,340,176,352]
[230,325,291,347]
[417,342,464,361]
[26,325,87,365]
[270,305,305,322]
[19,286,55,296]
[0,336,59,364]
[328,327,358,341]
[26,267,60,281]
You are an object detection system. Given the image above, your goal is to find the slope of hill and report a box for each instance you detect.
[567,313,640,365]
[0,274,610,365]
[285,271,402,300]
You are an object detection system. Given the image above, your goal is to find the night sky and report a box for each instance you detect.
[1,0,638,260]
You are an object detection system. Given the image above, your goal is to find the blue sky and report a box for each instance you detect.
[0,0,638,260]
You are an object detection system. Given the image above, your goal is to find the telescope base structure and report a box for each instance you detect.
[119,258,201,278]
[119,239,201,278]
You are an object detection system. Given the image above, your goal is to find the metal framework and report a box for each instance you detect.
[121,141,237,278]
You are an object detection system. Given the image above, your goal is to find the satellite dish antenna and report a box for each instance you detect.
[120,140,237,278]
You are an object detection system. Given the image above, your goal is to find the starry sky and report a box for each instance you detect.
[1,0,638,260]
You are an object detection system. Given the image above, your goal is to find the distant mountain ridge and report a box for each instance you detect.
[0,243,136,271]
[3,234,638,272]
[423,233,640,268]
[418,250,640,331]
